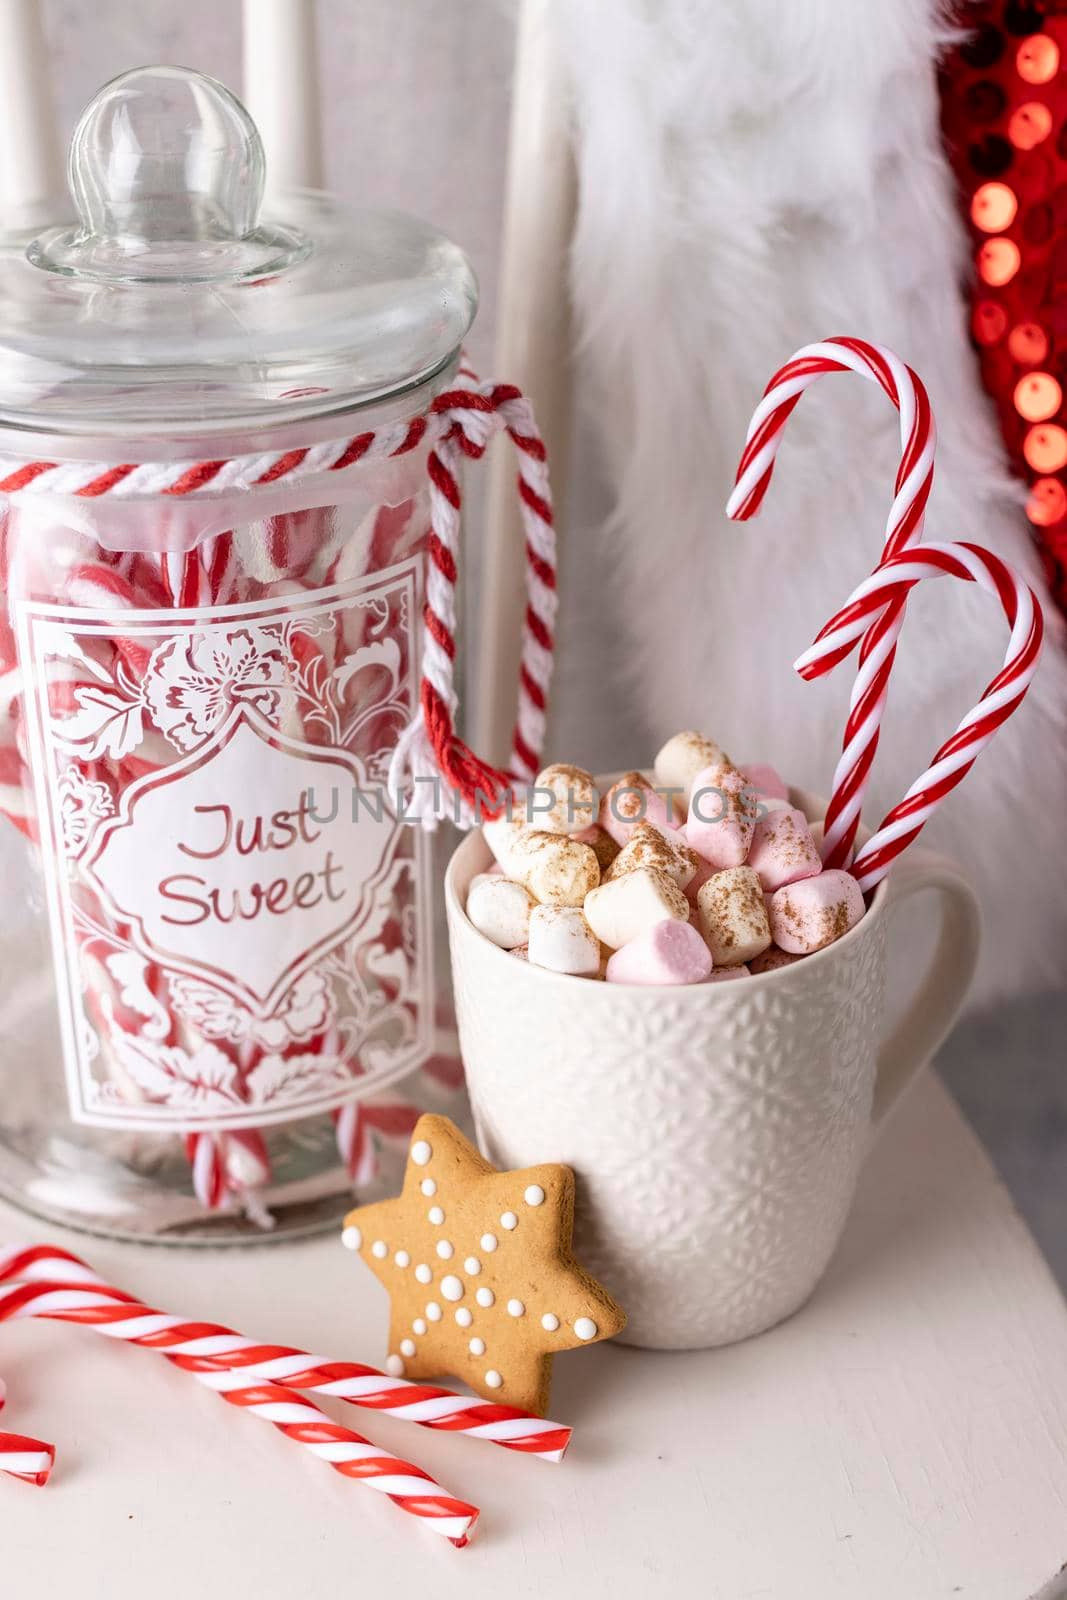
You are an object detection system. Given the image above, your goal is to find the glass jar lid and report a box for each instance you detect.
[0,66,478,439]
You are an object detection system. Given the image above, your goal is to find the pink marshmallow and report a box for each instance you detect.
[605,919,713,986]
[686,764,758,869]
[683,843,718,905]
[746,806,823,893]
[598,771,675,846]
[740,762,788,801]
[767,871,865,955]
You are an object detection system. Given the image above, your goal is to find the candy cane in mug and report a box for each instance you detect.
[795,540,1043,891]
[726,336,936,868]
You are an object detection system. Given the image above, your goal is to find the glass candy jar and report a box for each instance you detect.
[0,67,484,1239]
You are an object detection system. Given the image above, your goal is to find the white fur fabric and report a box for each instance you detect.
[551,0,1067,1003]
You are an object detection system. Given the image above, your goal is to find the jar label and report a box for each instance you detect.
[16,558,434,1131]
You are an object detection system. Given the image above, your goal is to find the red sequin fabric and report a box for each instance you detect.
[941,0,1067,614]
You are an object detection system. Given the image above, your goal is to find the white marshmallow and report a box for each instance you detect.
[584,866,690,949]
[482,814,531,875]
[465,875,534,949]
[604,821,700,889]
[483,816,600,906]
[509,831,601,906]
[529,763,599,834]
[527,905,601,975]
[653,730,731,812]
[695,867,772,966]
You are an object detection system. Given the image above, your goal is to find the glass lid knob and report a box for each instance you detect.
[70,65,265,243]
[28,65,307,283]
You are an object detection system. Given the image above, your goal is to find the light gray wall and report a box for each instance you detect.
[40,0,516,377]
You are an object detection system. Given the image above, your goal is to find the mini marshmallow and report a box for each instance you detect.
[654,730,731,812]
[511,944,529,961]
[695,866,772,966]
[482,814,531,875]
[707,964,751,982]
[740,762,788,801]
[584,865,690,949]
[604,821,700,889]
[483,825,601,915]
[755,793,791,816]
[746,806,823,893]
[530,763,599,834]
[686,763,758,870]
[465,875,535,948]
[749,946,803,975]
[574,823,621,875]
[598,771,675,846]
[683,847,718,906]
[527,905,600,975]
[605,919,712,986]
[768,871,865,955]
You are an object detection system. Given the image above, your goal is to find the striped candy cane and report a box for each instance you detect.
[0,1277,478,1545]
[795,541,1044,892]
[726,336,937,868]
[0,1377,55,1486]
[0,1243,572,1461]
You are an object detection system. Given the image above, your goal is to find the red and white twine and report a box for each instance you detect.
[727,336,936,870]
[795,541,1044,892]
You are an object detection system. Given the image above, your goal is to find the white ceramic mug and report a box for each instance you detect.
[444,789,981,1350]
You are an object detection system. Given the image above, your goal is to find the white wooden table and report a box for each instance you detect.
[2,1072,1065,1600]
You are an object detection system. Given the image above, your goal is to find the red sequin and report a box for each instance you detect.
[942,2,1067,614]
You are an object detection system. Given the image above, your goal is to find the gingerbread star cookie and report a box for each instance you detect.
[341,1115,626,1415]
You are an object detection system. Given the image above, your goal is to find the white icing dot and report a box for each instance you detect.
[455,1307,473,1328]
[435,1239,454,1260]
[469,1337,486,1356]
[426,1301,442,1322]
[500,1211,518,1231]
[485,1369,503,1389]
[341,1225,362,1251]
[524,1185,545,1207]
[411,1140,432,1166]
[541,1312,560,1332]
[480,1233,498,1253]
[441,1274,464,1302]
[400,1338,415,1358]
[428,1205,444,1225]
[507,1299,525,1318]
[371,1239,388,1259]
[394,1250,410,1268]
[476,1287,495,1308]
[413,1318,427,1335]
[386,1354,404,1376]
[420,1177,437,1197]
[574,1317,598,1341]
[414,1263,432,1285]
[463,1256,481,1275]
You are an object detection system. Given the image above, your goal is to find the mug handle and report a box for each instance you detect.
[872,847,982,1126]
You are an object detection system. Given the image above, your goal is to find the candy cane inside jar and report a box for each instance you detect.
[0,68,554,1239]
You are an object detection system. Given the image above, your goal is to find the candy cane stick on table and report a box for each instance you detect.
[0,1277,479,1546]
[0,1243,572,1461]
[0,1377,55,1486]
[726,336,937,868]
[795,541,1044,892]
